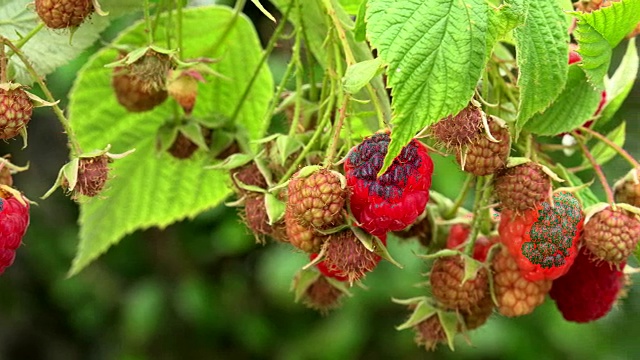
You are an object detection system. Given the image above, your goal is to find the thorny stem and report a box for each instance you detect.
[287,0,304,137]
[321,0,356,65]
[444,174,475,219]
[262,49,297,125]
[577,138,615,207]
[12,23,44,50]
[231,0,294,124]
[325,95,349,166]
[464,176,486,256]
[144,0,154,44]
[2,38,82,155]
[577,126,640,169]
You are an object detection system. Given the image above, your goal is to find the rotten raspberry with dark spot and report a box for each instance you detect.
[345,133,434,236]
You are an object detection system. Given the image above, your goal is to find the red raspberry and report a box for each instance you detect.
[287,169,346,229]
[444,224,494,262]
[0,187,30,274]
[495,162,551,212]
[0,85,33,140]
[498,192,583,281]
[310,253,348,282]
[429,104,483,150]
[456,117,510,176]
[492,246,552,317]
[430,255,489,311]
[550,247,625,323]
[344,133,433,236]
[583,207,640,265]
[35,0,93,29]
[321,231,385,283]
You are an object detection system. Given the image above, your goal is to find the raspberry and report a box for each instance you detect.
[0,187,30,274]
[296,274,344,314]
[0,165,11,187]
[284,209,327,253]
[321,230,384,283]
[35,0,93,29]
[344,133,434,236]
[461,292,493,331]
[430,255,489,311]
[413,314,448,351]
[69,155,110,197]
[498,192,583,281]
[287,169,346,229]
[614,169,640,207]
[495,162,551,212]
[583,207,640,265]
[242,194,272,240]
[429,104,483,150]
[167,128,211,160]
[444,224,495,262]
[231,163,267,192]
[112,50,173,112]
[0,85,33,140]
[456,117,510,176]
[550,247,625,323]
[492,247,551,317]
[310,253,348,282]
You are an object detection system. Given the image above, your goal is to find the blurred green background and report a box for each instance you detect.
[1,2,640,359]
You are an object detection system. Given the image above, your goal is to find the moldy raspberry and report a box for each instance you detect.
[35,0,93,29]
[344,132,433,236]
[456,117,510,176]
[0,85,33,140]
[583,206,640,265]
[0,186,30,274]
[550,247,625,323]
[498,192,583,281]
[287,169,346,229]
[495,162,551,212]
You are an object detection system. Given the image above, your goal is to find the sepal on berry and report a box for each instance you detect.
[42,145,135,200]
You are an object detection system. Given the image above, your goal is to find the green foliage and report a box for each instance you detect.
[66,6,273,275]
[366,0,495,174]
[514,0,569,132]
[574,0,640,89]
[581,122,626,167]
[598,38,639,129]
[524,65,601,136]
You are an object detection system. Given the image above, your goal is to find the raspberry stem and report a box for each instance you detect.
[1,38,82,156]
[0,42,6,83]
[578,126,640,169]
[325,95,349,166]
[464,176,493,256]
[577,137,615,207]
[444,174,474,219]
[230,0,294,125]
[287,0,304,137]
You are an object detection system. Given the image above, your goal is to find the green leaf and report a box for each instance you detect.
[366,0,493,174]
[1,0,94,83]
[514,0,569,132]
[581,121,626,167]
[597,38,639,129]
[395,299,436,330]
[67,6,273,276]
[523,65,601,136]
[353,0,368,42]
[573,0,640,88]
[338,0,364,14]
[342,58,383,94]
[250,0,276,22]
